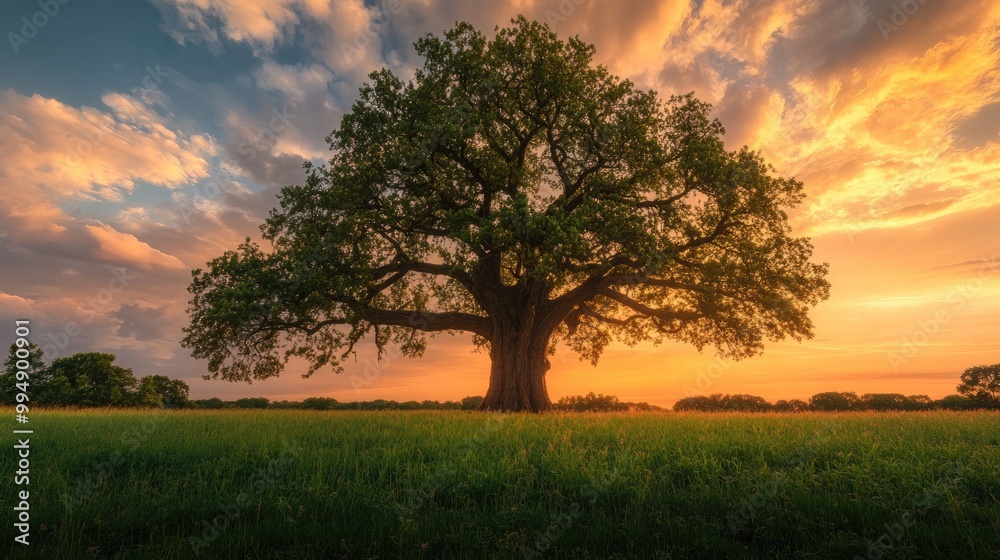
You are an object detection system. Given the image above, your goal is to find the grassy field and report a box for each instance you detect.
[1,410,998,559]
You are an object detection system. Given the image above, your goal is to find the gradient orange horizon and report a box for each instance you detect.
[190,209,999,407]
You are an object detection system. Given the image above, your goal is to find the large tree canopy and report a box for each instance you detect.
[183,17,830,412]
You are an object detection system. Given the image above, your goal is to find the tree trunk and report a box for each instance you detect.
[479,307,553,412]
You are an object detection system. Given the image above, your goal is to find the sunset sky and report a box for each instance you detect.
[1,0,998,406]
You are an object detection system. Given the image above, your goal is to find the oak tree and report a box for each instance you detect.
[183,17,830,411]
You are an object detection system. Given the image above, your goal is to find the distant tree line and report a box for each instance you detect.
[194,395,488,411]
[6,343,997,414]
[674,364,1000,412]
[1,344,191,408]
[673,392,947,412]
[192,393,664,412]
[553,392,663,412]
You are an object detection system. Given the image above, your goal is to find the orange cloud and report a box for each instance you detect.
[0,90,214,213]
[84,224,187,270]
[0,89,208,274]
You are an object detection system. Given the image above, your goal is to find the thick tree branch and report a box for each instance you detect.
[636,185,695,209]
[676,214,736,252]
[565,303,645,333]
[596,288,701,323]
[371,261,476,293]
[368,309,491,337]
[273,308,491,339]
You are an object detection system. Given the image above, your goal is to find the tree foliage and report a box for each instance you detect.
[138,375,191,408]
[808,392,860,412]
[773,399,809,412]
[552,392,663,412]
[555,392,628,412]
[1,345,190,408]
[1,342,46,404]
[935,394,973,410]
[957,363,1000,408]
[674,393,773,412]
[857,393,933,411]
[183,17,829,411]
[41,353,139,407]
[460,395,485,410]
[233,397,271,409]
[675,392,967,412]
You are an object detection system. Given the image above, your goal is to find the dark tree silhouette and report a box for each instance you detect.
[935,394,972,410]
[555,392,628,412]
[460,395,485,410]
[137,375,191,408]
[1,342,46,405]
[957,363,1000,408]
[182,18,830,411]
[808,392,860,412]
[42,353,138,407]
[773,399,809,412]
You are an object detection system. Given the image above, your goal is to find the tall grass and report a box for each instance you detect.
[1,410,998,559]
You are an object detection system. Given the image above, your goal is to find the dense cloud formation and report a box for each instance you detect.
[1,0,998,404]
